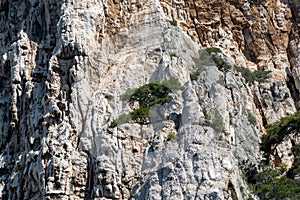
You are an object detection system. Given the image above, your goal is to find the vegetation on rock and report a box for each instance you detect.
[196,47,271,83]
[205,47,222,54]
[161,77,184,91]
[234,65,271,84]
[203,47,231,71]
[167,132,178,141]
[190,71,200,81]
[247,112,257,126]
[260,111,300,157]
[110,78,182,128]
[205,108,225,133]
[109,108,150,128]
[243,112,300,200]
[128,83,171,108]
[287,144,300,179]
[251,168,300,200]
[169,20,177,26]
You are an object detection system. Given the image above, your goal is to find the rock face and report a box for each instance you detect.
[0,0,299,199]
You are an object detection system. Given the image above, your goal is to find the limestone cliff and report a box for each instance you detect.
[0,0,299,199]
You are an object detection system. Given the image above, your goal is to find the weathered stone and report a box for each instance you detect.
[0,0,300,200]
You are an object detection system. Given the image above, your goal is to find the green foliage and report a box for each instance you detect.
[229,185,238,200]
[169,20,178,26]
[211,116,224,133]
[205,47,222,54]
[196,49,215,67]
[250,112,300,200]
[109,108,150,128]
[120,88,137,102]
[261,111,300,156]
[217,75,225,86]
[190,71,200,81]
[169,52,178,58]
[206,108,224,132]
[129,82,171,108]
[109,121,118,128]
[252,169,300,200]
[197,48,271,79]
[287,144,300,179]
[200,47,231,71]
[234,65,271,83]
[109,113,131,128]
[285,92,290,98]
[110,78,183,128]
[248,113,257,126]
[161,77,184,91]
[211,55,232,71]
[167,132,178,141]
[130,107,150,124]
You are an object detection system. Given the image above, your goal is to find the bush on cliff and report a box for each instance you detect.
[110,78,182,128]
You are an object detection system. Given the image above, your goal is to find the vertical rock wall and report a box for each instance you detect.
[0,0,299,200]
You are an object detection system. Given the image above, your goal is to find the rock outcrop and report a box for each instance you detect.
[0,0,300,199]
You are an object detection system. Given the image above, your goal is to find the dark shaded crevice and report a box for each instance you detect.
[85,152,94,200]
[242,29,257,63]
[132,179,150,200]
[227,181,238,200]
[285,67,299,110]
[228,1,243,14]
[253,93,268,126]
[0,0,65,199]
[285,1,300,110]
[0,0,8,12]
[168,113,181,131]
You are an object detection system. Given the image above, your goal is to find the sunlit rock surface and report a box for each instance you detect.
[0,0,300,199]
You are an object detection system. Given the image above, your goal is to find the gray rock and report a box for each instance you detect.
[0,0,299,200]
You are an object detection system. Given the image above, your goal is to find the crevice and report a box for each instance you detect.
[253,93,267,126]
[227,181,238,200]
[242,29,257,63]
[285,67,299,110]
[84,151,94,200]
[286,2,300,110]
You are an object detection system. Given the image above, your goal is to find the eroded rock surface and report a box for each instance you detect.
[0,0,300,199]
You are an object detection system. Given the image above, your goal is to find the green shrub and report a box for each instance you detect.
[197,49,215,66]
[234,65,271,83]
[110,78,183,128]
[130,107,150,124]
[205,47,222,54]
[212,55,232,71]
[109,113,131,128]
[252,169,300,200]
[169,52,178,58]
[109,108,150,128]
[129,82,171,108]
[261,111,300,156]
[167,132,178,141]
[206,108,224,132]
[201,47,231,71]
[211,114,224,133]
[285,92,290,98]
[169,20,177,26]
[248,113,257,126]
[109,120,118,128]
[257,110,300,200]
[190,71,200,81]
[217,75,225,86]
[161,77,184,91]
[120,88,137,102]
[287,144,300,179]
